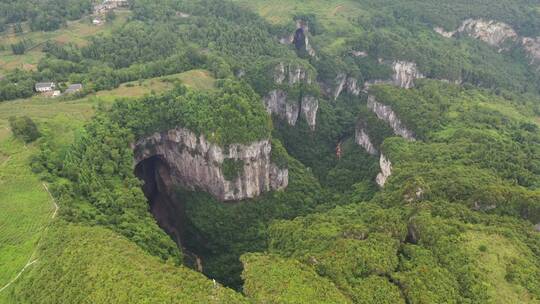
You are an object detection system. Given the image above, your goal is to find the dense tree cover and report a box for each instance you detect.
[8,116,41,143]
[265,202,540,303]
[0,69,35,102]
[241,253,350,303]
[181,154,325,288]
[109,80,271,146]
[364,81,540,222]
[7,223,247,304]
[31,105,181,263]
[355,0,540,36]
[0,0,92,32]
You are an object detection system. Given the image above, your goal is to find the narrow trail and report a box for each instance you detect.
[0,183,58,294]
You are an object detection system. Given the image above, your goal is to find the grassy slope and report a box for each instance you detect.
[0,94,96,297]
[5,223,246,304]
[0,11,130,74]
[0,138,53,290]
[463,230,539,303]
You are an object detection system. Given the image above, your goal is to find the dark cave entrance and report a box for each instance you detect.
[135,156,244,289]
[135,156,209,273]
[135,156,186,248]
[293,28,306,50]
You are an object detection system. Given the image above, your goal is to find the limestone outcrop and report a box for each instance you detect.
[456,19,518,47]
[367,96,416,140]
[376,154,392,187]
[134,128,288,201]
[522,37,540,65]
[355,124,378,155]
[333,73,361,100]
[263,63,319,130]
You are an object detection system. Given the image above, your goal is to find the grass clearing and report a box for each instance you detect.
[95,69,216,99]
[463,230,538,303]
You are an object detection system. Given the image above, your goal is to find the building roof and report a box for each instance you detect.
[65,83,83,94]
[35,82,55,89]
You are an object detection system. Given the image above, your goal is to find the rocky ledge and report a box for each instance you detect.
[367,95,416,140]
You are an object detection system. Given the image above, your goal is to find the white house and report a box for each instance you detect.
[35,82,56,92]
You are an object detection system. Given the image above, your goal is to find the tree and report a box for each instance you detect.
[8,116,41,143]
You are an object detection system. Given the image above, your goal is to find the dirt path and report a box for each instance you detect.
[0,183,58,294]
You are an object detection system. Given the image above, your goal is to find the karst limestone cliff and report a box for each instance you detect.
[134,128,288,201]
[263,62,319,130]
[355,124,378,156]
[367,95,416,140]
[435,19,540,65]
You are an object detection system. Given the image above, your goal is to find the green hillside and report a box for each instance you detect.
[0,0,539,303]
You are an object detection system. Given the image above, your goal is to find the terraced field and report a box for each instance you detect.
[0,10,130,74]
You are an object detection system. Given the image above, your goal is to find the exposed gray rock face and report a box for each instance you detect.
[264,63,319,130]
[274,62,312,85]
[333,73,361,100]
[264,90,300,126]
[301,95,319,130]
[376,153,392,187]
[355,125,377,155]
[134,128,288,201]
[456,19,518,47]
[362,61,424,90]
[535,223,540,232]
[367,95,416,140]
[434,26,455,38]
[522,37,540,65]
[350,50,368,57]
[392,61,424,89]
[263,90,318,130]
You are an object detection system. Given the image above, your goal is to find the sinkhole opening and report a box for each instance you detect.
[135,156,205,270]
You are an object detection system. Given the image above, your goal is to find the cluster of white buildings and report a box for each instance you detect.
[34,82,83,97]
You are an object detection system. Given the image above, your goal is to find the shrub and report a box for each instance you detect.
[8,116,41,143]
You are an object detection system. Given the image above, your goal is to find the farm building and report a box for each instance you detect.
[35,82,56,92]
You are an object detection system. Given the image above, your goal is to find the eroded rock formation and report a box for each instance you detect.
[355,125,378,155]
[392,61,424,89]
[134,128,288,202]
[333,73,361,100]
[263,63,319,130]
[362,61,424,92]
[264,90,301,126]
[376,153,392,187]
[456,19,518,47]
[274,62,312,85]
[522,37,540,65]
[436,19,540,65]
[367,95,416,140]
